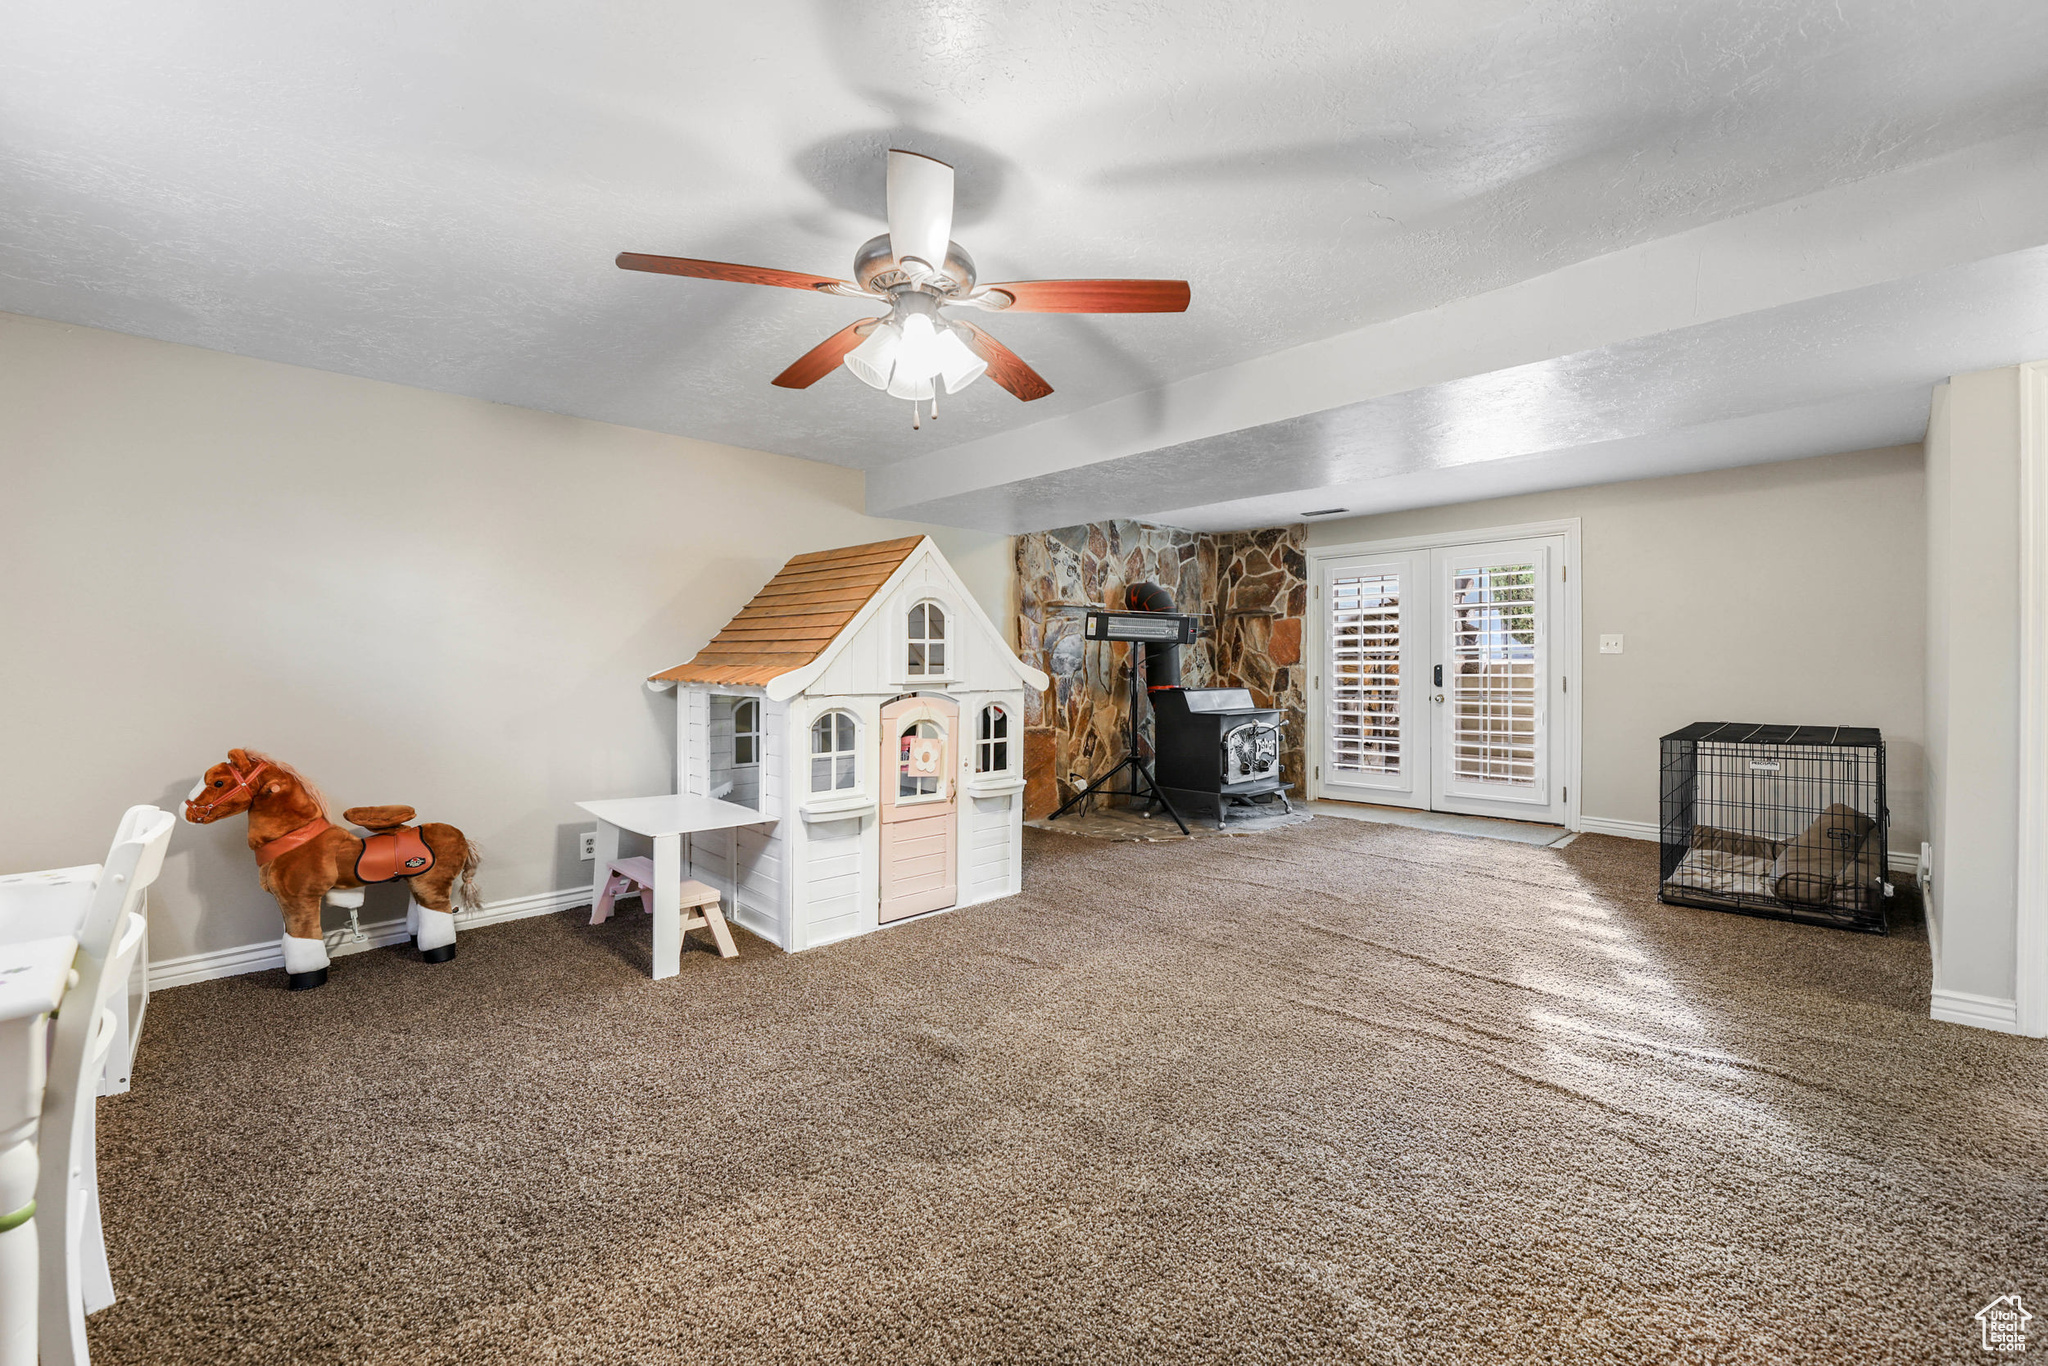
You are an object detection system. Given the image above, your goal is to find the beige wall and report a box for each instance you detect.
[0,312,1014,963]
[1306,445,1927,846]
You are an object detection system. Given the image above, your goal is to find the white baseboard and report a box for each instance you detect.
[459,884,592,931]
[1576,815,1658,841]
[148,885,589,990]
[150,938,289,989]
[1930,988,2024,1035]
[1575,815,1921,876]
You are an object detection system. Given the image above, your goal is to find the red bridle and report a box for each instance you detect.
[186,759,270,821]
[188,755,335,864]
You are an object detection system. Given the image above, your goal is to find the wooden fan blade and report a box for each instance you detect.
[617,252,853,293]
[955,322,1053,401]
[771,319,876,389]
[980,279,1191,313]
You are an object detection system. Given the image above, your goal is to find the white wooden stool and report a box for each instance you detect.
[591,857,737,975]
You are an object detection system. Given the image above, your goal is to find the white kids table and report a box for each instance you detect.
[574,794,774,980]
[0,867,145,1097]
[0,936,74,1366]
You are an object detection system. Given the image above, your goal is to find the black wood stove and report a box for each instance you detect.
[1151,687,1291,829]
[1046,581,1291,835]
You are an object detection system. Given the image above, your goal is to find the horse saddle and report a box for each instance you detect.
[343,806,435,883]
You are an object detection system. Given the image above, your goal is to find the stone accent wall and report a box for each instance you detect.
[1212,528,1309,797]
[1016,520,1307,818]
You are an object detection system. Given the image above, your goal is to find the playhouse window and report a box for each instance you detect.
[977,704,1010,773]
[907,601,947,676]
[810,710,858,792]
[898,719,945,799]
[733,698,760,766]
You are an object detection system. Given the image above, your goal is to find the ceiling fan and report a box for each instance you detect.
[617,149,1191,427]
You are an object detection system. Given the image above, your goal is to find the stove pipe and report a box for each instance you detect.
[1125,581,1182,690]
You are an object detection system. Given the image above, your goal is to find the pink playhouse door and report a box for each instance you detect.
[879,695,959,923]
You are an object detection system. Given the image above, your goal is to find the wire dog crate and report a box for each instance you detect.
[1659,722,1890,934]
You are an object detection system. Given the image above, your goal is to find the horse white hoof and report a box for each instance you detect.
[415,904,457,961]
[281,932,329,989]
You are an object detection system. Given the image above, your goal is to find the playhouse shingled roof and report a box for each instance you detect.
[648,536,927,688]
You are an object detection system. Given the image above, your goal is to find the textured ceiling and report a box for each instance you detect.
[7,0,2048,492]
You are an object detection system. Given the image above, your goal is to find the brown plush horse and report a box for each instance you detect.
[183,749,480,990]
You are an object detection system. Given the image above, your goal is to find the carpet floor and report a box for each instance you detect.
[90,823,2046,1364]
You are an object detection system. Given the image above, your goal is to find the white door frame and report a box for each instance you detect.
[1306,518,1583,832]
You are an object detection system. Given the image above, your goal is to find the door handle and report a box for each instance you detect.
[1432,693,1445,704]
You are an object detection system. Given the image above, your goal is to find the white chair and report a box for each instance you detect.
[35,806,172,1366]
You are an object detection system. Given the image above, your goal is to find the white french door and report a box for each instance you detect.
[1430,539,1561,821]
[1316,533,1571,826]
[1319,553,1425,806]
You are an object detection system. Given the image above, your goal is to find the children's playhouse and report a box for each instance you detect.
[645,536,1048,951]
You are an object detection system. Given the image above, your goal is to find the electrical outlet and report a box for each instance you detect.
[1599,634,1624,654]
[578,831,597,860]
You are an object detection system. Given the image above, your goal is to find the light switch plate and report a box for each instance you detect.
[1599,634,1624,654]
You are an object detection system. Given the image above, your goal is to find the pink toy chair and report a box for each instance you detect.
[590,857,737,960]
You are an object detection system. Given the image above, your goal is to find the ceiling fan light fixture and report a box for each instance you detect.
[894,312,945,377]
[935,326,988,393]
[886,367,936,402]
[843,321,901,390]
[619,148,1187,412]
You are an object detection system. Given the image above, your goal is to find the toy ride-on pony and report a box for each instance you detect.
[183,749,481,990]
